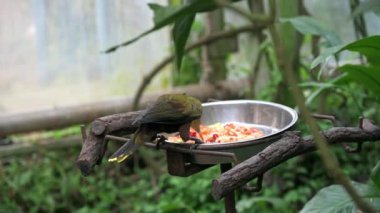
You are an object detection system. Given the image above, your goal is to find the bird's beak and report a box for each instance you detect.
[190,119,201,134]
[191,119,204,142]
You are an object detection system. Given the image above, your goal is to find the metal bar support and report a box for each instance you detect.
[220,163,237,213]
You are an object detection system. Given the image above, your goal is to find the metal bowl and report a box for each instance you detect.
[166,100,298,164]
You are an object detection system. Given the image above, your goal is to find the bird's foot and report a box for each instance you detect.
[189,137,203,150]
[155,134,167,150]
[190,137,204,144]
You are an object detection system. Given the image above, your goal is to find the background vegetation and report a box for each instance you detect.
[1,0,380,212]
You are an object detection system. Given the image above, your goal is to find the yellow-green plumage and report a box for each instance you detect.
[108,94,202,163]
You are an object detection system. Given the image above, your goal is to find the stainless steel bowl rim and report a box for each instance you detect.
[166,100,298,148]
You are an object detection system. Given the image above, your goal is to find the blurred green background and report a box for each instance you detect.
[1,0,380,212]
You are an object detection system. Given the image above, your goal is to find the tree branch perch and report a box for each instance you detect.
[211,118,380,200]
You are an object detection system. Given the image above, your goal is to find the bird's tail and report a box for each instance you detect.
[108,129,142,163]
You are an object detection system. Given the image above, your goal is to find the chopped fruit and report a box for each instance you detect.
[168,122,265,143]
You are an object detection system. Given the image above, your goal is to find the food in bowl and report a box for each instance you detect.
[168,122,265,143]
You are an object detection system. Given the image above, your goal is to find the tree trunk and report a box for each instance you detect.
[272,0,303,106]
[201,9,237,84]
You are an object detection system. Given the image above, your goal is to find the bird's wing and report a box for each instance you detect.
[140,97,185,124]
[131,109,146,126]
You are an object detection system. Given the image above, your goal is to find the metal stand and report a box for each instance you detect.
[220,163,237,213]
[100,134,249,212]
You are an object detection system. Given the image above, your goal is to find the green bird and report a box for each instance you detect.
[108,93,203,163]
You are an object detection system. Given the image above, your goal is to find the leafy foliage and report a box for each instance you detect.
[341,36,380,66]
[280,16,341,47]
[310,35,380,69]
[172,54,202,86]
[0,147,223,213]
[286,18,380,69]
[301,163,380,213]
[3,0,380,212]
[104,0,240,71]
[172,14,196,70]
[298,35,380,120]
[301,182,380,213]
[371,161,380,190]
[310,45,344,69]
[339,65,380,99]
[296,34,380,211]
[2,134,379,212]
[351,0,380,18]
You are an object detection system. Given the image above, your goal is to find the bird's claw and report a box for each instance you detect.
[190,144,200,150]
[190,137,203,144]
[155,134,167,150]
[189,137,203,150]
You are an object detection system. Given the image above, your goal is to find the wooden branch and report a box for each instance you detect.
[90,111,142,136]
[76,110,147,176]
[76,133,104,176]
[132,24,267,110]
[211,118,380,200]
[76,110,143,175]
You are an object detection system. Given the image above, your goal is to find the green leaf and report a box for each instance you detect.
[301,182,380,213]
[339,64,380,97]
[311,36,380,68]
[310,45,344,69]
[104,0,242,70]
[104,3,181,53]
[104,0,241,54]
[299,82,336,88]
[149,4,180,26]
[280,16,341,47]
[304,83,333,106]
[340,36,380,66]
[301,74,348,105]
[352,0,380,18]
[371,161,380,190]
[172,14,195,71]
[365,182,380,210]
